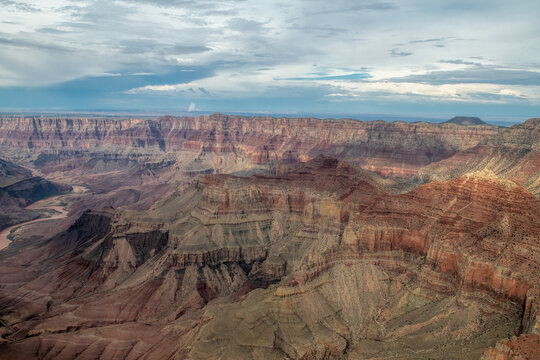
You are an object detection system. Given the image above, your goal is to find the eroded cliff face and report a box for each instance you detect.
[4,114,538,203]
[0,156,538,359]
[0,114,500,180]
[422,118,540,197]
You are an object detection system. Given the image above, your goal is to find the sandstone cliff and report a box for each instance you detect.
[0,114,500,180]
[422,118,540,196]
[4,114,537,198]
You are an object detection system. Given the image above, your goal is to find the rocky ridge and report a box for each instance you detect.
[0,175,72,231]
[0,159,32,187]
[422,118,540,196]
[444,116,487,125]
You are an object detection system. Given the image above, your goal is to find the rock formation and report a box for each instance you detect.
[444,116,487,125]
[0,159,32,187]
[0,114,500,179]
[422,118,540,196]
[481,334,540,360]
[0,115,538,359]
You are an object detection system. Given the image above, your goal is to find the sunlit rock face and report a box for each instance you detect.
[422,118,540,197]
[0,115,538,359]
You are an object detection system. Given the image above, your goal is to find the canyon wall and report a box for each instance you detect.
[0,114,538,359]
[0,114,500,178]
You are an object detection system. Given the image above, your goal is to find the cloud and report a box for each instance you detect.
[322,80,537,104]
[281,73,371,81]
[286,23,347,38]
[387,69,540,86]
[169,45,212,54]
[0,37,73,52]
[127,83,211,95]
[438,59,482,66]
[0,0,539,115]
[227,18,265,32]
[498,88,525,97]
[35,27,72,34]
[410,38,446,43]
[0,0,40,12]
[120,0,244,9]
[303,1,397,16]
[124,64,540,107]
[188,102,197,111]
[93,72,122,77]
[390,48,413,57]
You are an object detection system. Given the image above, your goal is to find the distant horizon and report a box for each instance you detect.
[0,109,534,127]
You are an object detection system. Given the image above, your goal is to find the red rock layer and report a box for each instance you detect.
[191,159,540,351]
[295,172,539,315]
[0,114,499,178]
[422,118,540,196]
[481,334,540,360]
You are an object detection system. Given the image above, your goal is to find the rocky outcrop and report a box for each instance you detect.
[183,160,540,359]
[422,118,540,196]
[0,158,32,187]
[0,117,164,150]
[445,116,487,125]
[481,334,540,360]
[0,176,71,208]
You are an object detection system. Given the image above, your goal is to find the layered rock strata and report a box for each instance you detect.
[0,156,538,359]
[0,114,500,179]
[422,118,540,196]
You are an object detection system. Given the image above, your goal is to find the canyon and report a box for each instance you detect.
[0,114,538,359]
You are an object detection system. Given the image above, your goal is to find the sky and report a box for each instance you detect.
[0,0,539,123]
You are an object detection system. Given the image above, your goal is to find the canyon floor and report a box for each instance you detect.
[0,114,538,360]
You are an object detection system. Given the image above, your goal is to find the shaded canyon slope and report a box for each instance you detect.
[0,170,72,230]
[0,115,538,359]
[0,158,32,187]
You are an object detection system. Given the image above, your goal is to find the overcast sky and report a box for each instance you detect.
[1,0,539,121]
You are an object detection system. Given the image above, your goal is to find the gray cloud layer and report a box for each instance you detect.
[0,0,539,107]
[389,69,540,86]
